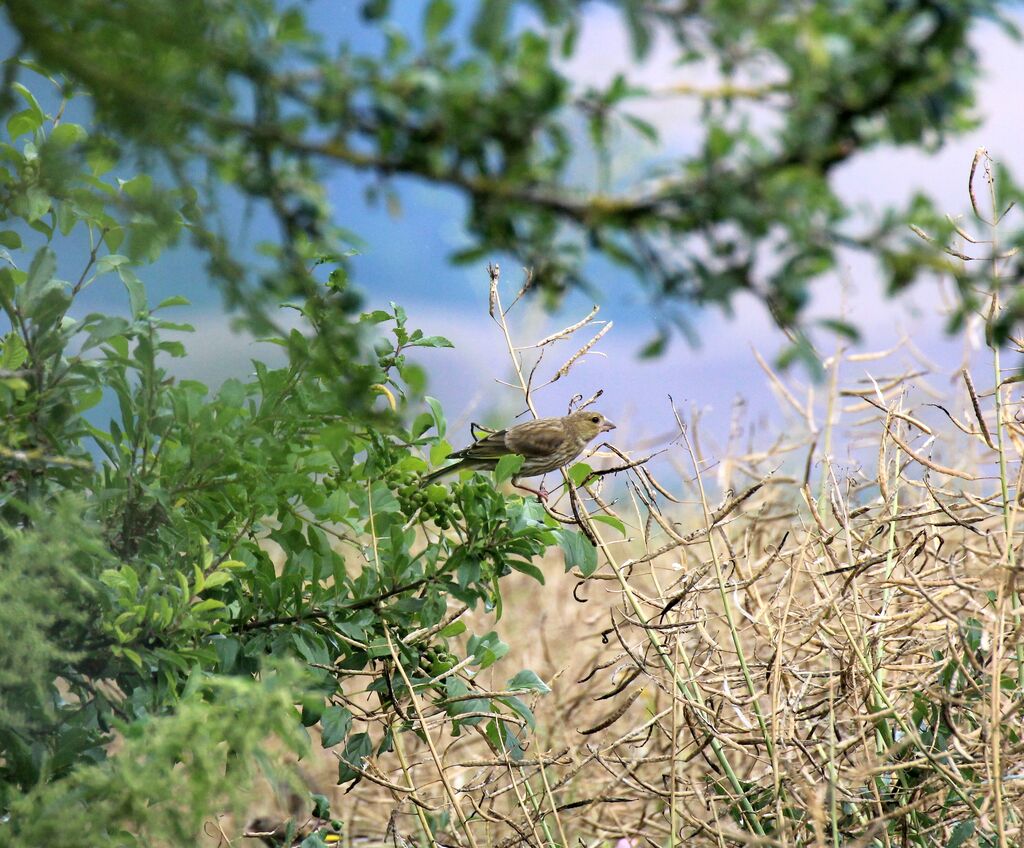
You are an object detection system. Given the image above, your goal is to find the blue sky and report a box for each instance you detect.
[4,3,1024,474]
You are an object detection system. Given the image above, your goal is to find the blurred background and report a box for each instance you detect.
[3,2,1023,452]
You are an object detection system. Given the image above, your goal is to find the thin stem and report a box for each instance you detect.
[390,728,436,847]
[384,628,481,848]
[983,154,1015,848]
[679,425,775,763]
[489,267,767,837]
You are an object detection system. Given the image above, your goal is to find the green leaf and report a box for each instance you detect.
[506,558,544,584]
[494,453,524,485]
[425,396,446,438]
[320,705,352,748]
[213,637,241,672]
[218,378,245,407]
[7,110,40,140]
[17,249,68,331]
[568,462,592,486]
[96,254,129,274]
[424,0,455,42]
[0,231,21,249]
[444,677,490,725]
[82,316,130,350]
[155,295,191,310]
[439,620,467,637]
[119,173,153,198]
[203,571,233,590]
[120,648,143,669]
[467,631,509,669]
[946,820,974,848]
[118,266,148,317]
[305,703,328,731]
[337,732,372,783]
[320,423,350,454]
[591,514,626,535]
[622,0,652,57]
[191,598,225,613]
[496,695,535,731]
[24,186,51,222]
[1,334,28,370]
[818,318,861,341]
[74,388,103,414]
[103,225,124,251]
[362,309,392,324]
[0,376,28,394]
[638,330,668,359]
[310,794,330,819]
[49,122,87,146]
[12,82,44,124]
[23,247,57,306]
[430,439,452,466]
[507,670,550,694]
[471,0,512,52]
[411,411,435,438]
[557,529,597,577]
[414,334,453,349]
[363,0,390,20]
[624,114,658,142]
[54,202,76,236]
[776,333,823,379]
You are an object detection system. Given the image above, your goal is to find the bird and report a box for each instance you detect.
[423,408,616,499]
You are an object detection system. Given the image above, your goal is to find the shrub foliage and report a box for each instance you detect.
[0,84,563,844]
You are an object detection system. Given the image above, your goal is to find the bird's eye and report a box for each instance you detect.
[591,416,599,423]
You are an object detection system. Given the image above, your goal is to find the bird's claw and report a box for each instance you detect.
[513,480,549,502]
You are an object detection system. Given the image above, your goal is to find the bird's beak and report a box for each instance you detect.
[601,420,617,433]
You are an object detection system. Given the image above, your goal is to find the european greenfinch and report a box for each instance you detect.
[424,409,615,498]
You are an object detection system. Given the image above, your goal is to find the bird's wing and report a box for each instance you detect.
[448,429,514,460]
[504,418,568,457]
[449,418,566,460]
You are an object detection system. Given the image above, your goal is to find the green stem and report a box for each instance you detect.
[588,518,767,837]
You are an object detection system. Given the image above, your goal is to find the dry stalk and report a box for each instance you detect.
[304,225,1024,848]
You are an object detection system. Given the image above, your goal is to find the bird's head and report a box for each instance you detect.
[568,409,617,441]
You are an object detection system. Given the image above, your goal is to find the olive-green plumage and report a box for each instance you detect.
[424,409,616,484]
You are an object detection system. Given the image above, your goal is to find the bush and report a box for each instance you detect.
[0,85,566,842]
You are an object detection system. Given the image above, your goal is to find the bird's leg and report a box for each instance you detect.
[512,477,549,502]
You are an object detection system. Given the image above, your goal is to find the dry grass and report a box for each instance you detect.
[231,153,1024,848]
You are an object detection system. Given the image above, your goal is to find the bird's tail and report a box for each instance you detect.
[422,462,461,485]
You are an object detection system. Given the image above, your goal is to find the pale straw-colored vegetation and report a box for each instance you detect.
[231,152,1024,848]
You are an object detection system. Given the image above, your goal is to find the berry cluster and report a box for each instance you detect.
[381,461,459,529]
[420,645,459,677]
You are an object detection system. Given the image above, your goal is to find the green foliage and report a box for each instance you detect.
[494,452,524,484]
[0,500,108,782]
[1,0,1018,341]
[557,527,597,577]
[0,86,558,840]
[0,667,310,848]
